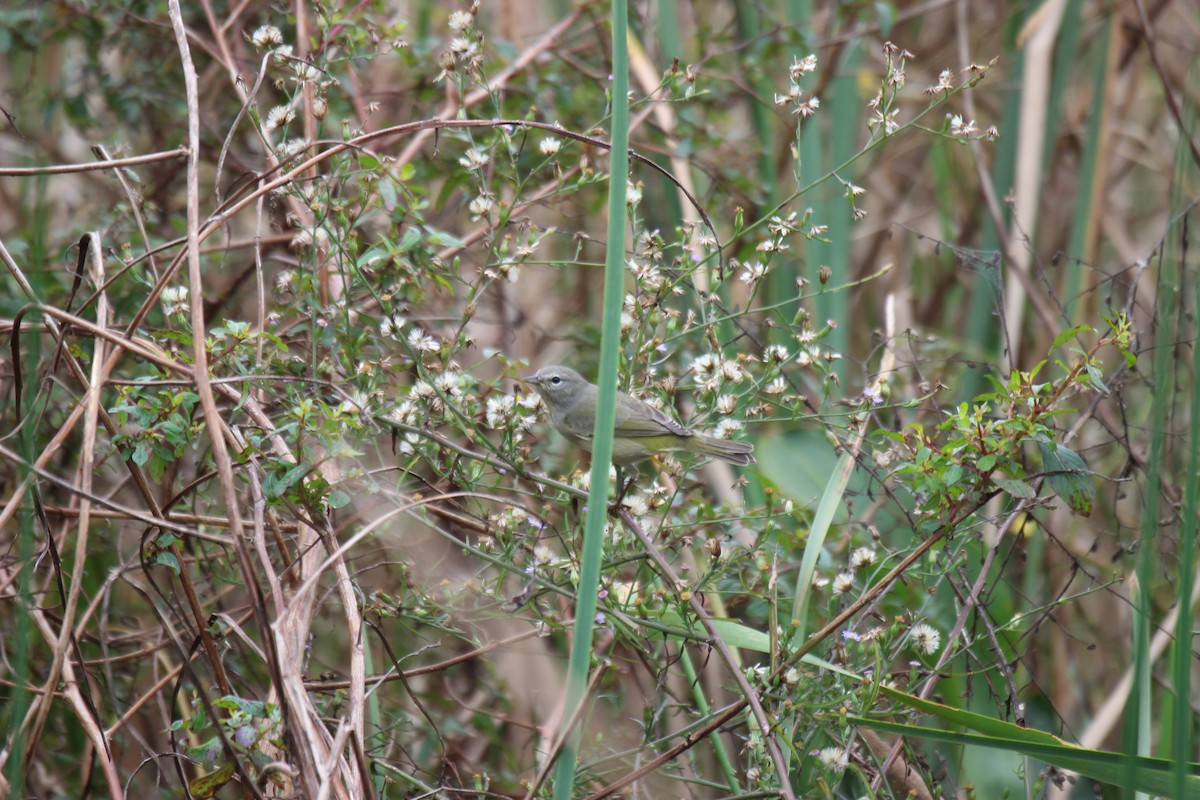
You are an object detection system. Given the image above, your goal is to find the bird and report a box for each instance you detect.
[522,366,754,475]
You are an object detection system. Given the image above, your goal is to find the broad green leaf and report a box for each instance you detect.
[1039,441,1094,516]
[993,477,1036,499]
[851,685,1200,796]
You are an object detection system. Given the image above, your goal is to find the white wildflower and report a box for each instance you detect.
[434,371,463,397]
[539,137,561,156]
[459,148,489,170]
[775,83,802,106]
[716,394,737,414]
[620,494,649,517]
[626,181,642,207]
[790,54,818,77]
[720,359,746,382]
[486,395,514,428]
[448,36,477,60]
[795,97,820,117]
[817,746,848,772]
[468,195,493,220]
[949,114,977,137]
[762,345,788,363]
[410,381,435,400]
[279,137,309,156]
[265,105,295,131]
[291,225,329,250]
[690,354,718,380]
[714,419,743,439]
[161,286,189,316]
[832,572,854,596]
[406,328,440,353]
[740,260,768,285]
[292,61,319,82]
[849,547,877,570]
[910,622,941,655]
[250,25,283,49]
[387,400,420,426]
[379,314,405,339]
[338,391,370,417]
[447,10,474,32]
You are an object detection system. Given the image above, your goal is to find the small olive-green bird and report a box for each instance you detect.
[523,366,754,470]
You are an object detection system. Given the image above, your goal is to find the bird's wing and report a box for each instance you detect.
[613,393,692,438]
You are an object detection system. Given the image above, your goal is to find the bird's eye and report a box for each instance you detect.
[550,376,562,385]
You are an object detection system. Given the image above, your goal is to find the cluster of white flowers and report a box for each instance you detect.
[868,94,901,137]
[689,354,747,393]
[439,10,483,79]
[774,55,820,118]
[631,258,665,291]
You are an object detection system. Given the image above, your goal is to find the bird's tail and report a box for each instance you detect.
[693,434,755,465]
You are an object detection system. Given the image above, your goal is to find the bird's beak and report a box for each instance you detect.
[520,373,539,387]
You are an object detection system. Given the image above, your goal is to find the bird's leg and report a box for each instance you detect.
[612,464,638,510]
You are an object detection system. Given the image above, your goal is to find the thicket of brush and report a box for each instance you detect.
[1,2,1197,798]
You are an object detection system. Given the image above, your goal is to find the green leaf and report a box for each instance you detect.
[378,176,398,211]
[153,550,181,575]
[852,685,1200,796]
[1085,363,1109,394]
[993,477,1036,499]
[189,763,235,799]
[1051,324,1092,350]
[943,464,963,487]
[1038,441,1094,516]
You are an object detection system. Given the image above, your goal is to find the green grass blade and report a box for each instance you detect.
[551,2,630,797]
